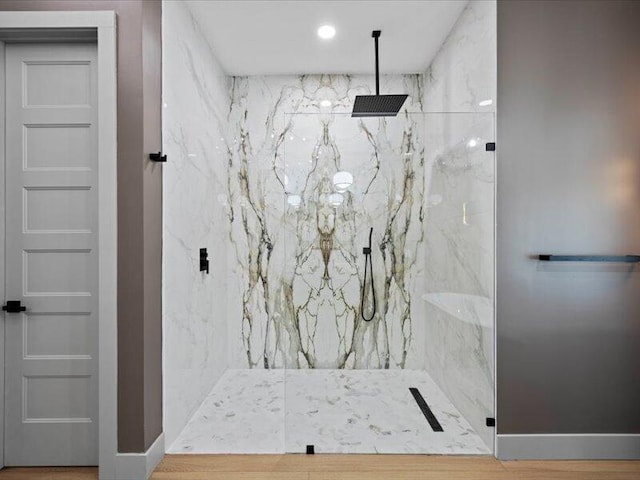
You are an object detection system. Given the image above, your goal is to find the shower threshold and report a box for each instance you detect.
[168,369,490,455]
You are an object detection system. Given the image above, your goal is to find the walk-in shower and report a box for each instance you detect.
[167,106,495,454]
[162,0,497,457]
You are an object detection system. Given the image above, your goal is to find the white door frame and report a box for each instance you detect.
[0,11,118,478]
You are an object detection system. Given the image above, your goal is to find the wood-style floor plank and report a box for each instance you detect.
[504,474,639,480]
[308,472,514,480]
[151,473,308,480]
[155,454,507,473]
[0,467,98,479]
[1,455,639,479]
[501,460,640,480]
[153,454,285,472]
[273,454,507,472]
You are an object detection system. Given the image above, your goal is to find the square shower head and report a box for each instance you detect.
[351,94,408,117]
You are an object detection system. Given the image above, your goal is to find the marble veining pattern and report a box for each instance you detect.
[168,369,489,454]
[227,75,429,370]
[162,0,231,448]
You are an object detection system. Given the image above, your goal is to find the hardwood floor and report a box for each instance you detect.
[151,455,640,480]
[0,455,638,480]
[0,467,97,479]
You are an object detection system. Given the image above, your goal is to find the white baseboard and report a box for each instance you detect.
[497,434,640,460]
[113,433,165,480]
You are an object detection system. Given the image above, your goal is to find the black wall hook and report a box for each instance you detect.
[150,152,167,162]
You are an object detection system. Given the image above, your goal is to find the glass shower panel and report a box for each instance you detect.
[421,113,495,453]
[281,112,495,454]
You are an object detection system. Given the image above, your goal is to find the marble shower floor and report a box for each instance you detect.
[168,369,491,455]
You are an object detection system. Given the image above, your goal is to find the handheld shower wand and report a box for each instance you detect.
[361,227,377,321]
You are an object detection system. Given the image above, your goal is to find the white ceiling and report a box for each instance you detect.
[184,0,468,76]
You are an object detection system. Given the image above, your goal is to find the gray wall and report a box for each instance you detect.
[140,0,163,452]
[497,0,640,435]
[0,0,164,453]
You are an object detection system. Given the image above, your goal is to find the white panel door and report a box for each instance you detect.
[3,43,98,466]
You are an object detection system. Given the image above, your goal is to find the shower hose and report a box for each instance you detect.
[361,227,377,321]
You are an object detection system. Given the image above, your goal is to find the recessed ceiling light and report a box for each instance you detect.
[479,99,493,106]
[320,99,332,107]
[317,25,336,40]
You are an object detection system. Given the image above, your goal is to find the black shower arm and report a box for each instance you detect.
[372,30,381,96]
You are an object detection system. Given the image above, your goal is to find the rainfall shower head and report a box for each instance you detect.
[352,30,408,118]
[352,94,409,117]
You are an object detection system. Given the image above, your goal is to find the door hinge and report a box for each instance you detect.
[486,417,496,427]
[485,142,496,152]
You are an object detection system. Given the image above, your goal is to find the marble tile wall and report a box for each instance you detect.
[421,0,497,450]
[162,0,232,448]
[423,0,497,112]
[226,75,430,370]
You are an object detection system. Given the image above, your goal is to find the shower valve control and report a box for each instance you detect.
[199,248,209,274]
